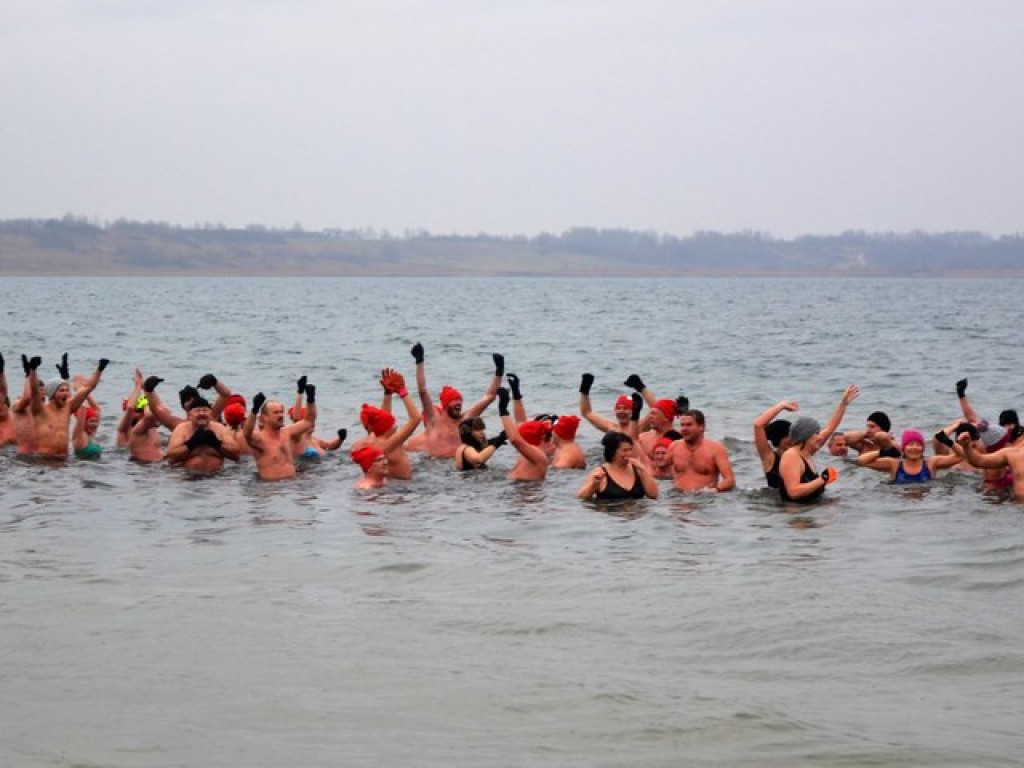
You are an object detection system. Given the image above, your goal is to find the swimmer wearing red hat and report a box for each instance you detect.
[578,373,633,436]
[550,414,586,470]
[352,445,388,490]
[409,342,502,459]
[497,386,549,481]
[349,368,421,480]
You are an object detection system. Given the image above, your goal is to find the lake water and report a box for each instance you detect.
[1,276,1023,767]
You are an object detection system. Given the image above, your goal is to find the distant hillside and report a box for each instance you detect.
[1,218,1022,276]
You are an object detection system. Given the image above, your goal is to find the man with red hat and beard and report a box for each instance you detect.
[551,414,586,469]
[497,387,550,481]
[350,368,420,480]
[637,398,678,460]
[579,373,633,436]
[410,342,501,459]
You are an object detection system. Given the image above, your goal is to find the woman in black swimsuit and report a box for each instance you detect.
[778,417,839,504]
[577,432,659,500]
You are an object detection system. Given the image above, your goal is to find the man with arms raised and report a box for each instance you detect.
[25,352,108,458]
[166,395,240,474]
[243,383,318,481]
[350,368,420,480]
[666,409,735,493]
[411,342,501,459]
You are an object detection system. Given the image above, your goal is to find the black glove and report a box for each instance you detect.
[304,384,316,404]
[954,422,979,441]
[56,352,70,380]
[0,352,4,374]
[252,392,266,414]
[935,430,954,448]
[624,374,645,392]
[631,393,644,420]
[411,343,424,364]
[492,353,504,378]
[198,373,217,389]
[497,387,511,417]
[579,373,594,395]
[487,430,508,448]
[144,376,164,393]
[955,378,968,398]
[179,385,199,409]
[675,394,690,413]
[22,355,41,375]
[185,428,209,452]
[507,373,522,400]
[337,428,348,445]
[97,358,109,372]
[296,375,307,393]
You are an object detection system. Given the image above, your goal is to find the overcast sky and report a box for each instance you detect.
[2,0,1022,238]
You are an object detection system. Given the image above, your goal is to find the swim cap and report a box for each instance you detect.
[980,422,1009,451]
[225,394,246,410]
[552,414,580,440]
[518,420,552,446]
[615,395,632,409]
[360,404,396,436]
[788,417,820,445]
[440,386,462,410]
[352,445,384,474]
[764,419,791,448]
[655,436,674,451]
[186,397,211,411]
[998,409,1019,428]
[867,411,891,432]
[84,408,99,422]
[45,377,66,399]
[900,429,925,450]
[223,402,246,427]
[653,399,677,421]
[288,406,306,421]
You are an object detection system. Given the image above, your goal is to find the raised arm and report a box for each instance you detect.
[955,378,981,424]
[498,387,547,469]
[198,373,233,421]
[818,384,860,442]
[243,392,267,454]
[411,342,437,429]
[463,353,503,420]
[506,372,527,423]
[381,387,421,453]
[579,373,615,433]
[68,359,108,413]
[753,399,799,467]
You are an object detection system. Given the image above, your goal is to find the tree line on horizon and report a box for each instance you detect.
[1,215,1022,275]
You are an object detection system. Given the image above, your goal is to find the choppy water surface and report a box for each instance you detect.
[2,277,1023,767]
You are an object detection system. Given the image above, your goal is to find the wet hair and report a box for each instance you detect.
[764,419,791,448]
[679,409,705,427]
[601,431,634,462]
[867,411,891,432]
[662,429,682,442]
[459,417,486,451]
[186,396,211,411]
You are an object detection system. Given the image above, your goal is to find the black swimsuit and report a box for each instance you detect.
[456,445,486,471]
[596,466,645,500]
[779,457,824,504]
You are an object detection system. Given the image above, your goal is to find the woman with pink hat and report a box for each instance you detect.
[857,429,965,484]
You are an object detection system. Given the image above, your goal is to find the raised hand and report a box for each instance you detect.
[579,373,594,395]
[497,387,510,416]
[492,353,504,378]
[411,343,424,364]
[955,378,968,398]
[97,358,110,372]
[296,375,307,394]
[304,384,316,404]
[337,428,348,445]
[56,352,70,380]
[624,374,646,392]
[488,430,508,448]
[144,376,164,393]
[631,393,644,421]
[252,392,266,414]
[198,373,217,390]
[506,373,522,400]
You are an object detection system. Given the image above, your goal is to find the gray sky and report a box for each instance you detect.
[3,0,1022,238]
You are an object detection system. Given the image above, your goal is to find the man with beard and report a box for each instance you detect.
[24,353,108,459]
[411,342,501,459]
[166,396,240,474]
[666,409,735,493]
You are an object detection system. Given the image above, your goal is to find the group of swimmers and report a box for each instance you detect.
[2,347,1023,502]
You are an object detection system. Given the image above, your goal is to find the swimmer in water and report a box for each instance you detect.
[24,352,108,459]
[243,385,317,481]
[352,445,388,490]
[497,387,550,481]
[454,417,507,471]
[778,416,839,504]
[577,432,659,501]
[166,395,241,475]
[666,409,735,493]
[349,368,421,480]
[409,343,501,459]
[550,414,586,470]
[857,429,964,484]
